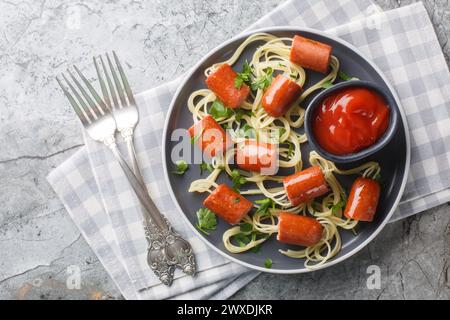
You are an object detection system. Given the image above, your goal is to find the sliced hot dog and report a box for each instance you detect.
[203,184,253,225]
[205,64,250,108]
[277,212,323,247]
[188,115,231,157]
[283,166,329,206]
[236,140,278,175]
[290,35,332,74]
[344,177,380,222]
[262,74,303,117]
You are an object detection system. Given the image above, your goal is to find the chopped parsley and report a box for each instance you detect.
[195,208,217,235]
[209,100,234,119]
[329,200,346,214]
[233,233,250,247]
[251,67,273,91]
[172,160,189,175]
[190,128,204,145]
[239,222,253,233]
[250,244,261,253]
[199,161,214,175]
[230,169,247,191]
[285,141,295,158]
[321,80,334,89]
[235,108,254,122]
[311,202,321,212]
[338,70,353,81]
[255,198,275,217]
[235,60,253,89]
[232,229,266,253]
[373,172,382,182]
[236,124,256,139]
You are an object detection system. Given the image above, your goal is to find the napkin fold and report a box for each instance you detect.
[48,0,450,299]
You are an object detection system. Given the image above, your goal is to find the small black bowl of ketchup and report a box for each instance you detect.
[305,80,399,163]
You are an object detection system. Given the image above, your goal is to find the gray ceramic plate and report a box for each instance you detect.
[162,27,411,273]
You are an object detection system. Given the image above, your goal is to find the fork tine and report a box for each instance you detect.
[67,68,100,119]
[93,57,111,110]
[112,51,136,105]
[73,65,110,115]
[106,53,128,108]
[99,55,120,110]
[61,73,96,121]
[56,76,90,126]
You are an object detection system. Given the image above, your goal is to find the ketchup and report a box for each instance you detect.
[312,87,390,155]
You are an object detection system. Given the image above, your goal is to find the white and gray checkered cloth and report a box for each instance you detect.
[47,0,450,299]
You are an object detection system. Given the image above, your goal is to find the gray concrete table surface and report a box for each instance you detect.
[0,0,448,300]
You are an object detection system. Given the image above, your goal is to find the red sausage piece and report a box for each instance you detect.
[277,212,323,247]
[290,35,332,74]
[205,64,250,108]
[344,177,380,222]
[283,166,329,206]
[188,115,231,157]
[203,184,253,225]
[262,75,303,117]
[236,140,278,175]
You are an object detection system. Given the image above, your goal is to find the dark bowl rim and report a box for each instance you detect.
[161,26,411,274]
[304,80,400,163]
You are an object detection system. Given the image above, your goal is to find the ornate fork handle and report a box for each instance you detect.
[106,138,196,279]
[57,53,196,286]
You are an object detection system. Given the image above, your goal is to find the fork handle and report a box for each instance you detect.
[124,137,145,186]
[109,143,197,276]
[109,145,167,231]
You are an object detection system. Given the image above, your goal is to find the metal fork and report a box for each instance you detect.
[93,52,196,278]
[92,53,143,183]
[56,60,196,286]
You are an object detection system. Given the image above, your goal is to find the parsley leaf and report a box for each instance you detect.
[235,108,254,122]
[235,77,244,89]
[255,198,275,216]
[250,244,261,253]
[251,67,273,91]
[233,233,250,247]
[311,202,321,212]
[285,141,294,158]
[209,100,234,119]
[236,124,256,139]
[230,169,247,191]
[338,70,353,81]
[264,258,273,269]
[172,160,189,175]
[200,161,214,175]
[321,80,334,89]
[329,200,346,214]
[195,208,217,235]
[235,60,253,89]
[373,173,382,182]
[239,222,253,233]
[190,128,204,145]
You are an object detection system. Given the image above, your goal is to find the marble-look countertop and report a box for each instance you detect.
[0,0,448,300]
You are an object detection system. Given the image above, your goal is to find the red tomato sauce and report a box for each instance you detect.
[312,87,390,155]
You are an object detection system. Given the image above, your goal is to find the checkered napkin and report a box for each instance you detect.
[47,0,450,299]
